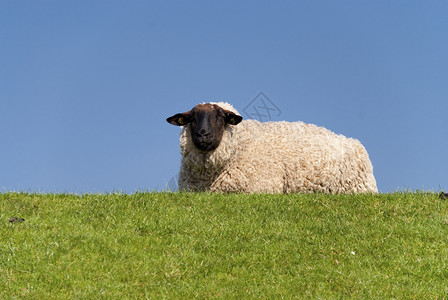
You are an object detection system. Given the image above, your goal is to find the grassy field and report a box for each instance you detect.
[1,192,448,298]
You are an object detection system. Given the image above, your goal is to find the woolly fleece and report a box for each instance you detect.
[176,102,378,194]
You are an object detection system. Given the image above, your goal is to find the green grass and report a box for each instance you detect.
[1,192,448,298]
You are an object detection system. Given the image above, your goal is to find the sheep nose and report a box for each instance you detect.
[196,129,211,138]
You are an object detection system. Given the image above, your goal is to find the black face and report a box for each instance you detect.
[189,106,226,151]
[167,104,243,152]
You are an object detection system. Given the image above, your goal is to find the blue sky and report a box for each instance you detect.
[1,1,447,193]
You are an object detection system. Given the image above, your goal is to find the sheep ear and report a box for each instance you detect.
[166,112,192,126]
[224,111,243,125]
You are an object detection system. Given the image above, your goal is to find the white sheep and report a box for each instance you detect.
[167,102,378,194]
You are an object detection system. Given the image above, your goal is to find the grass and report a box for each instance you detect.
[1,192,448,298]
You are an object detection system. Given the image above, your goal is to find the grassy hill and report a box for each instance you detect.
[1,192,448,298]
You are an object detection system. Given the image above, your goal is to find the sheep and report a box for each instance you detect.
[166,102,378,194]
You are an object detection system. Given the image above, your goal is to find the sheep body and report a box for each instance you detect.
[177,102,377,194]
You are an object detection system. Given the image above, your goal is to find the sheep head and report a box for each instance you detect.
[167,103,243,152]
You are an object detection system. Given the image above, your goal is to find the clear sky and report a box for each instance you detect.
[1,1,447,193]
